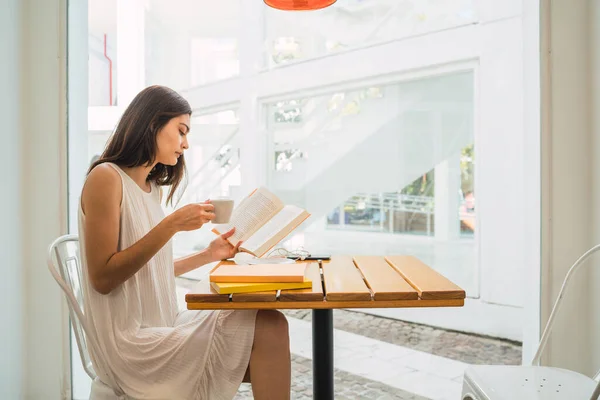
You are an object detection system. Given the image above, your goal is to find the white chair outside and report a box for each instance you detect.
[47,234,127,400]
[462,245,600,400]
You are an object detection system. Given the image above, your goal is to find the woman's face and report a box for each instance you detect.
[155,114,191,166]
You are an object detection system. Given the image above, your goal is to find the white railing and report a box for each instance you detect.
[185,86,386,200]
[270,95,331,132]
[272,86,384,169]
[184,91,346,200]
[183,128,240,203]
[330,192,475,236]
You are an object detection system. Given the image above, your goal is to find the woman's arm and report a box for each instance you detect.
[82,164,214,294]
[173,250,216,277]
[173,228,241,276]
[82,165,178,294]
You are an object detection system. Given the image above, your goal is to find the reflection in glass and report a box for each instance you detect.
[264,0,476,67]
[265,71,476,296]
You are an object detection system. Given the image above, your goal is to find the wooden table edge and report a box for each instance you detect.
[373,292,420,301]
[185,294,230,303]
[279,293,325,302]
[420,290,467,300]
[187,298,464,310]
[326,293,372,302]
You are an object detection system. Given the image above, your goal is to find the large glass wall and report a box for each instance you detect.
[69,1,527,398]
[263,0,477,68]
[263,72,477,295]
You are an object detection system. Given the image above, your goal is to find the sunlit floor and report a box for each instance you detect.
[235,313,519,400]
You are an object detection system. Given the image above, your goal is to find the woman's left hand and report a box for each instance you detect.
[207,227,241,262]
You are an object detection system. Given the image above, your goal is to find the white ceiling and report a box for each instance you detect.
[88,0,242,39]
[88,0,117,38]
[147,0,241,36]
[87,0,403,41]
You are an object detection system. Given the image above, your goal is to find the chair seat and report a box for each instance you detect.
[90,378,121,400]
[462,365,596,400]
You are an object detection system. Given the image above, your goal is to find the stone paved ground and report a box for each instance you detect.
[281,309,522,366]
[234,354,427,400]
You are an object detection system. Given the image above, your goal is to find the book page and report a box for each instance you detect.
[219,187,284,244]
[241,205,309,257]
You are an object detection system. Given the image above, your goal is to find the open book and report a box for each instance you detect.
[212,187,310,257]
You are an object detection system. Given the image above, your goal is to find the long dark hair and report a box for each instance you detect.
[89,85,192,206]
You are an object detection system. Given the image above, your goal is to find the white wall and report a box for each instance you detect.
[0,0,70,398]
[0,0,24,397]
[478,11,525,309]
[590,0,600,378]
[542,0,595,376]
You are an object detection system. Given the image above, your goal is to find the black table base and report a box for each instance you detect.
[312,309,334,399]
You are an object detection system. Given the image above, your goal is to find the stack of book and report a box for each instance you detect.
[207,186,313,294]
[208,186,313,294]
[209,263,312,294]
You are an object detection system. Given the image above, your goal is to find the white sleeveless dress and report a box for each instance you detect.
[79,163,257,399]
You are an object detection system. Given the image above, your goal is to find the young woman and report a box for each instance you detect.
[80,85,291,399]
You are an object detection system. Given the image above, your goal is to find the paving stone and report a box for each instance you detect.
[279,309,522,365]
[232,354,428,400]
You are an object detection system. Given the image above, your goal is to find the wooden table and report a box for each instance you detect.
[186,255,466,400]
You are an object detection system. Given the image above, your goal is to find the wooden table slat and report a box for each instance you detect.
[280,262,324,301]
[185,279,231,303]
[385,256,466,300]
[353,256,419,301]
[322,256,372,301]
[185,256,467,308]
[231,290,278,302]
[187,298,465,310]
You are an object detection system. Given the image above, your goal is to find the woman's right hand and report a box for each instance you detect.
[167,202,215,232]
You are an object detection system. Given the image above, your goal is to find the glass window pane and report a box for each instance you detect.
[172,109,241,259]
[264,0,476,67]
[266,72,477,295]
[69,1,531,398]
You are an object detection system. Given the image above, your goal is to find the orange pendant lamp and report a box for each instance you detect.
[264,0,337,11]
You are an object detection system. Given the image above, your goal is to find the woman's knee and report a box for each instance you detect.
[255,310,289,345]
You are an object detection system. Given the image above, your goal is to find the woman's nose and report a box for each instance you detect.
[182,137,189,150]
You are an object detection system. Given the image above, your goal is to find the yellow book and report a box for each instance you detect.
[210,280,313,294]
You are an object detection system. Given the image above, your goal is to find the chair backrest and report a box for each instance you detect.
[47,234,96,380]
[47,234,123,396]
[529,244,600,399]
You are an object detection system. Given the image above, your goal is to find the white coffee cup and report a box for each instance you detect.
[210,198,235,224]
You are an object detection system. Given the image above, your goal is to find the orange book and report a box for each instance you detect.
[209,264,308,283]
[212,187,311,257]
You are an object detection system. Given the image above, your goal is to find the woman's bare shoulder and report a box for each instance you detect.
[82,163,122,212]
[88,163,120,183]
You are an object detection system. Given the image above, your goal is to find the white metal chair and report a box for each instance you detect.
[462,245,600,400]
[47,234,127,400]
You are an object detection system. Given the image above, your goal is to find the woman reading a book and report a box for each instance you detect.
[79,85,291,399]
